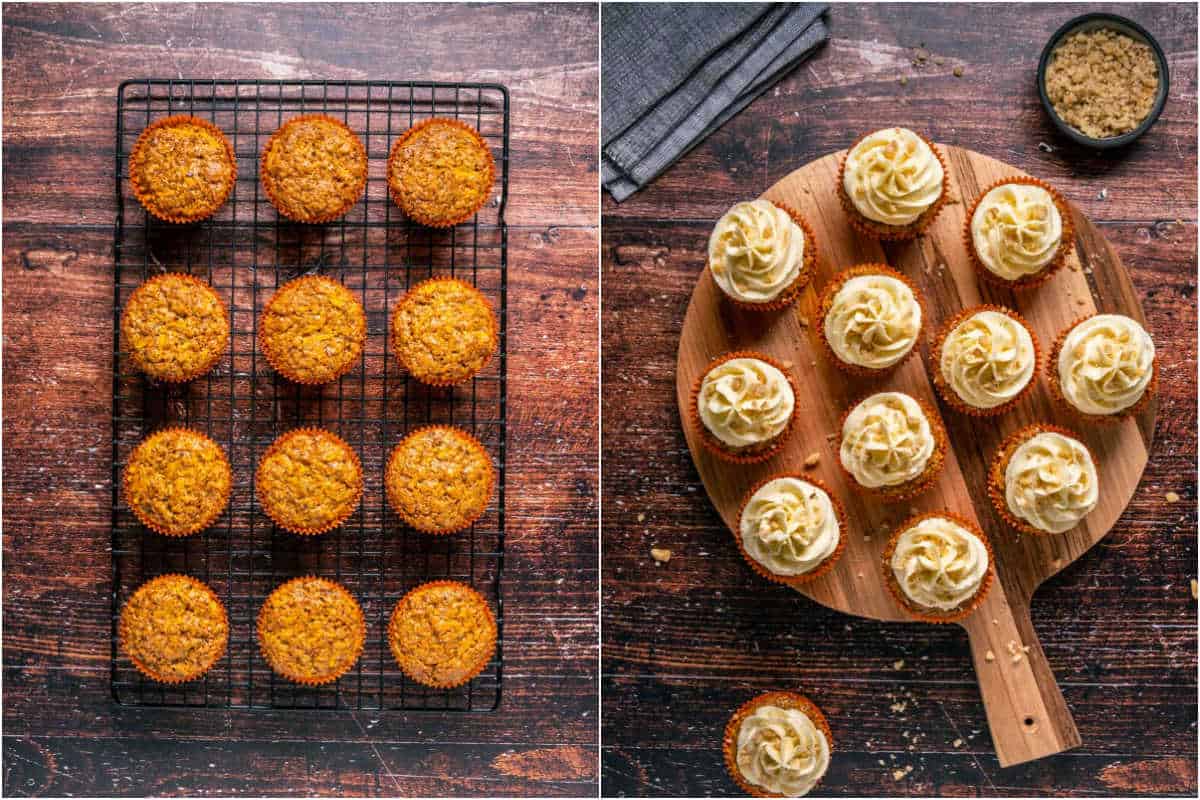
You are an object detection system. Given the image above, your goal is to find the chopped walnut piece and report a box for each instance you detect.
[1045,27,1159,138]
[803,452,821,469]
[650,547,672,564]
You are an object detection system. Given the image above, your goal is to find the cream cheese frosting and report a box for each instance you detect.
[736,704,830,797]
[971,183,1063,280]
[740,478,840,576]
[939,309,1036,409]
[1005,431,1098,533]
[698,357,795,449]
[824,273,921,369]
[708,200,806,304]
[1057,314,1155,415]
[891,516,989,611]
[840,392,934,488]
[842,127,944,226]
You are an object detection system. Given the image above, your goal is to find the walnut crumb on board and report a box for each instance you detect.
[898,76,908,86]
[1191,579,1197,599]
[953,738,963,748]
[637,513,645,522]
[803,452,821,468]
[985,649,995,662]
[1166,491,1180,503]
[892,659,905,670]
[953,66,964,77]
[650,547,672,564]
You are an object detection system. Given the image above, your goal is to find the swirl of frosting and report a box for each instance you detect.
[840,392,934,488]
[939,310,1036,409]
[740,478,840,576]
[971,183,1063,280]
[890,516,989,611]
[698,358,795,449]
[708,200,805,303]
[842,127,944,226]
[1005,431,1098,533]
[736,705,830,797]
[824,273,921,369]
[1058,314,1155,415]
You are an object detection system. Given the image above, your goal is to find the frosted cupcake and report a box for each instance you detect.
[932,305,1039,416]
[839,392,946,501]
[883,512,994,623]
[736,474,846,587]
[989,424,1099,536]
[837,127,948,240]
[1049,313,1156,423]
[690,352,796,463]
[723,691,832,798]
[707,199,817,311]
[817,265,923,376]
[965,176,1074,290]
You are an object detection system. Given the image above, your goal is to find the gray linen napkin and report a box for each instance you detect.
[602,3,830,202]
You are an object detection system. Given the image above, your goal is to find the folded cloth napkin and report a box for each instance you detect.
[602,3,830,202]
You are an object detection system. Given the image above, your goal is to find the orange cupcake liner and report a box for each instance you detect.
[255,427,363,535]
[385,425,496,535]
[120,272,230,383]
[258,274,366,386]
[881,510,996,624]
[123,426,232,537]
[1046,314,1159,426]
[129,115,236,224]
[816,263,926,378]
[716,202,818,313]
[836,393,948,503]
[256,576,366,686]
[387,580,498,689]
[688,350,799,465]
[963,175,1075,291]
[722,690,833,798]
[836,129,949,241]
[734,473,848,588]
[987,423,1100,537]
[387,117,496,228]
[929,304,1041,418]
[260,114,367,224]
[118,574,229,684]
[390,276,500,387]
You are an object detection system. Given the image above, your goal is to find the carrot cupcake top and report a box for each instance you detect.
[708,200,806,305]
[840,392,934,489]
[697,357,795,450]
[119,574,228,683]
[391,278,498,385]
[388,581,497,688]
[842,127,943,226]
[385,426,494,534]
[257,577,364,685]
[123,428,231,537]
[255,428,362,535]
[823,270,921,370]
[890,515,989,612]
[260,275,366,385]
[261,115,367,223]
[1057,314,1155,416]
[940,308,1036,410]
[734,698,831,796]
[1006,430,1098,533]
[970,182,1063,282]
[740,477,840,577]
[388,118,494,227]
[129,116,236,223]
[121,273,228,382]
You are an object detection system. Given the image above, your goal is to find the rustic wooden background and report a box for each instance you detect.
[602,3,1197,797]
[2,3,598,796]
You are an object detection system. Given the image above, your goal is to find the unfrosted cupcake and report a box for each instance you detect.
[385,426,494,534]
[260,115,367,223]
[723,691,832,798]
[1049,313,1157,423]
[118,574,228,683]
[391,277,499,386]
[123,428,231,537]
[989,425,1099,536]
[707,199,817,311]
[736,474,846,587]
[129,115,236,223]
[837,127,948,240]
[388,118,495,227]
[255,428,363,535]
[965,176,1073,289]
[839,392,945,501]
[259,275,366,385]
[388,580,497,688]
[883,512,994,623]
[121,273,229,382]
[818,265,923,376]
[932,305,1039,416]
[257,576,365,685]
[690,352,796,464]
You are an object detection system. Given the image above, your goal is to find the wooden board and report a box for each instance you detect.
[675,145,1157,768]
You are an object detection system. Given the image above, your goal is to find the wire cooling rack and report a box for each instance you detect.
[111,79,508,711]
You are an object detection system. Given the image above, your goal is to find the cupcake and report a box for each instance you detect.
[257,577,365,685]
[387,580,497,689]
[123,428,231,537]
[990,424,1099,536]
[736,474,846,587]
[839,392,946,501]
[129,115,236,223]
[723,691,832,798]
[259,275,366,385]
[255,428,362,535]
[385,426,494,534]
[118,574,228,683]
[837,127,948,240]
[883,512,994,623]
[932,305,1039,417]
[1049,313,1157,423]
[817,265,923,377]
[388,118,495,227]
[965,176,1074,290]
[391,277,499,386]
[260,114,367,223]
[707,199,817,311]
[120,273,229,382]
[690,352,796,464]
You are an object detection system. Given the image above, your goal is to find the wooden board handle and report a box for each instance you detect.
[960,584,1081,767]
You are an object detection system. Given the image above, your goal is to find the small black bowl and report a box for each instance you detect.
[1036,12,1170,149]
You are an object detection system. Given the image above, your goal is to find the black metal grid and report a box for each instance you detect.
[110,79,508,712]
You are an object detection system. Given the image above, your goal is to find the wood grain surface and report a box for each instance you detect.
[603,3,1196,796]
[2,3,598,797]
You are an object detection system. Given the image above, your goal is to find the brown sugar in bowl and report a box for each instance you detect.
[390,277,499,386]
[260,114,367,223]
[387,118,495,227]
[118,574,229,684]
[120,273,229,382]
[385,425,495,534]
[129,115,236,223]
[387,580,497,689]
[257,576,365,686]
[123,427,232,537]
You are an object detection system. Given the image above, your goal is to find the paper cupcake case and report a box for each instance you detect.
[929,304,1042,418]
[722,690,834,799]
[988,423,1101,537]
[718,201,819,313]
[254,427,364,536]
[256,576,366,687]
[836,129,950,241]
[881,510,996,624]
[387,580,498,689]
[387,117,496,228]
[122,427,232,537]
[259,113,368,224]
[962,175,1076,291]
[390,276,501,387]
[689,350,799,465]
[129,115,237,224]
[733,473,848,588]
[385,425,496,535]
[1046,313,1159,426]
[816,263,926,378]
[118,574,230,684]
[835,393,948,503]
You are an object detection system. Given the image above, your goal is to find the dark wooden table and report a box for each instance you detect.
[2,3,598,796]
[602,4,1197,796]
